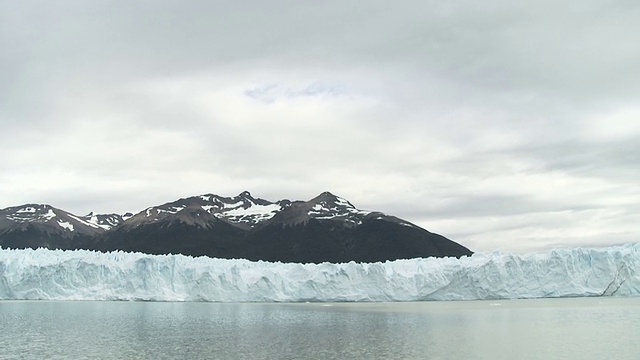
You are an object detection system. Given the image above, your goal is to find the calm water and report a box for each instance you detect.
[1,298,639,359]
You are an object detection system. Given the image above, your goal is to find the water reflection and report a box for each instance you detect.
[0,298,639,359]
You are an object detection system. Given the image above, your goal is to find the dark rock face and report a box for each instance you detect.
[92,218,246,258]
[1,192,473,263]
[241,217,471,263]
[0,223,74,250]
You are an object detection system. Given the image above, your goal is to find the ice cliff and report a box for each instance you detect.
[1,244,639,302]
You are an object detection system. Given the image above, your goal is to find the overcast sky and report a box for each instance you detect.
[1,0,639,253]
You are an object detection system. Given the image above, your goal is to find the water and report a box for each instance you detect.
[1,298,639,359]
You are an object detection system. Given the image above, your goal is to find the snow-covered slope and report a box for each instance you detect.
[0,204,123,236]
[1,244,638,302]
[266,191,373,227]
[80,212,126,231]
[0,191,403,234]
[123,191,401,230]
[125,191,287,229]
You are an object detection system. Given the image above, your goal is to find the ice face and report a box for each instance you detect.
[1,244,639,302]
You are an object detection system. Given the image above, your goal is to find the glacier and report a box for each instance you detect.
[1,244,639,302]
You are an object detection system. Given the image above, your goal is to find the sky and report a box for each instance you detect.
[1,0,639,253]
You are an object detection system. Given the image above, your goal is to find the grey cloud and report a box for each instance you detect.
[244,83,345,104]
[514,139,640,179]
[2,0,639,253]
[393,194,599,220]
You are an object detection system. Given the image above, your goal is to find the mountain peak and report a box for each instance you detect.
[129,191,283,229]
[263,191,370,227]
[309,191,359,209]
[319,191,337,197]
[2,204,58,223]
[310,191,340,203]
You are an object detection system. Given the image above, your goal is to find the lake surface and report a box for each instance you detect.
[1,298,639,359]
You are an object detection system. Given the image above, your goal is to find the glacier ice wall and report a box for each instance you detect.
[1,244,639,302]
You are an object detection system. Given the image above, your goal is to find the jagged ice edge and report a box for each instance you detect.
[1,244,639,302]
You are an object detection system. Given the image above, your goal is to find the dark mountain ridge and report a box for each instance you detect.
[0,191,472,263]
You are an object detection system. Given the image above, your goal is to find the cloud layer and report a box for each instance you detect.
[2,0,639,252]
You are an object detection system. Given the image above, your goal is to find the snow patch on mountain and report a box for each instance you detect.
[159,191,287,227]
[1,204,126,236]
[68,213,100,229]
[44,209,57,221]
[307,194,371,224]
[222,200,244,209]
[166,206,185,214]
[70,214,101,229]
[5,207,57,223]
[120,192,286,229]
[224,203,282,223]
[2,244,638,302]
[57,220,74,231]
[144,206,186,217]
[83,216,110,230]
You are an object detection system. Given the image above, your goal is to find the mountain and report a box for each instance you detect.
[240,192,471,263]
[91,191,286,257]
[0,204,125,250]
[1,192,473,262]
